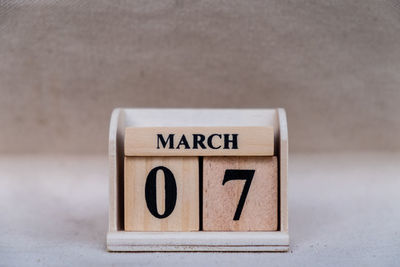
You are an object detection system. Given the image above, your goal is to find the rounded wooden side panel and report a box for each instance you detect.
[277,108,289,234]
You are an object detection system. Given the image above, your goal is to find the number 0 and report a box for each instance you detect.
[145,166,177,219]
[222,169,255,220]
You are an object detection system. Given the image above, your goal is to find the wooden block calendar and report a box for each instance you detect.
[107,108,289,252]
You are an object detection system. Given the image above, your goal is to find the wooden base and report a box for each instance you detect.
[107,231,289,252]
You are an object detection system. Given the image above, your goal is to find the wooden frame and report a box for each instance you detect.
[107,108,289,252]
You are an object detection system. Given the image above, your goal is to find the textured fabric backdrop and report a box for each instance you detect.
[1,0,399,153]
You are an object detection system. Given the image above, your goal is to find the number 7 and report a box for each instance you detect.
[222,169,255,220]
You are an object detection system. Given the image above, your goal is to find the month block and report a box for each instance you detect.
[124,156,199,231]
[125,127,274,156]
[203,156,278,231]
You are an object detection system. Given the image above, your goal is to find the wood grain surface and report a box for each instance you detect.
[124,127,274,156]
[124,156,199,231]
[203,156,278,231]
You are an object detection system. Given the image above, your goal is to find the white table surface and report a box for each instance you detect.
[1,153,399,266]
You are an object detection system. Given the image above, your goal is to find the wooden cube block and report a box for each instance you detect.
[203,156,278,231]
[124,157,199,231]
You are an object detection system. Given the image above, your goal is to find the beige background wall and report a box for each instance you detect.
[1,0,399,154]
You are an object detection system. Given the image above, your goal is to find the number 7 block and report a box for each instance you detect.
[203,156,278,231]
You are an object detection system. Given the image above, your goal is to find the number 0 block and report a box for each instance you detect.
[124,157,199,231]
[203,156,278,231]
